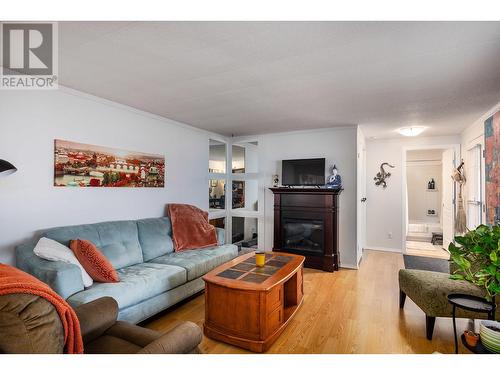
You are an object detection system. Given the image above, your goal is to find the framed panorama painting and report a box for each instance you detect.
[485,110,500,224]
[54,139,165,188]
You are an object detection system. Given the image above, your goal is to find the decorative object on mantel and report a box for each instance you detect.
[326,164,342,188]
[272,174,279,187]
[0,159,17,177]
[452,160,467,233]
[374,162,395,188]
[54,139,165,188]
[485,110,500,225]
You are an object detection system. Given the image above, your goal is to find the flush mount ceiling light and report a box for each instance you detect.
[397,126,426,137]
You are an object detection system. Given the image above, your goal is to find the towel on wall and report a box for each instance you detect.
[0,264,84,354]
[168,204,218,252]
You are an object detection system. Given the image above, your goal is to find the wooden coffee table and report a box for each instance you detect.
[203,251,305,352]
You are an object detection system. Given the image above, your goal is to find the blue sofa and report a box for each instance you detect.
[15,217,238,323]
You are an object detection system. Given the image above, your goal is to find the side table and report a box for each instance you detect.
[447,293,496,354]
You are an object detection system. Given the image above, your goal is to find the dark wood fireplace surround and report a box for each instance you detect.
[270,187,342,272]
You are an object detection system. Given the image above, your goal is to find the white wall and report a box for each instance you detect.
[259,127,358,268]
[365,135,460,252]
[406,162,442,223]
[0,88,222,265]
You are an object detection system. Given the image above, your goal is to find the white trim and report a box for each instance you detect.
[230,173,260,181]
[406,160,442,167]
[339,263,359,270]
[208,173,227,180]
[241,125,357,138]
[208,210,227,220]
[365,246,402,253]
[231,209,261,218]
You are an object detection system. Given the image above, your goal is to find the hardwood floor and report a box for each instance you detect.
[145,250,473,354]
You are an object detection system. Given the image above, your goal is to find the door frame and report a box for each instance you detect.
[356,132,367,267]
[401,143,461,254]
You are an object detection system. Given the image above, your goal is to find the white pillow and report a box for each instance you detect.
[33,237,93,288]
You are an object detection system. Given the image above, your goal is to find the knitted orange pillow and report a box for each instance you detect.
[69,239,119,283]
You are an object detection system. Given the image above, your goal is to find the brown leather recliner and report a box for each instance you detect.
[0,294,202,354]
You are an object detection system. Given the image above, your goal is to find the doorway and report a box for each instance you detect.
[402,146,458,259]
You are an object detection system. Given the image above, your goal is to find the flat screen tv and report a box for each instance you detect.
[282,158,325,186]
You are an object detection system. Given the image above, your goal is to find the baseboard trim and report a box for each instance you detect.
[340,263,358,269]
[365,246,402,253]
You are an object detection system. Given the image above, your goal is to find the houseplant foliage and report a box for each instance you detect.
[448,223,500,300]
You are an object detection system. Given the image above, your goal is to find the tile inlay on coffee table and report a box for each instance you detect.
[217,269,245,280]
[216,253,293,284]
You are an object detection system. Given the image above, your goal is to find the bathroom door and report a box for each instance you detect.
[442,149,455,249]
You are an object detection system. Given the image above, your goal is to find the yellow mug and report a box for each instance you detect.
[255,253,266,267]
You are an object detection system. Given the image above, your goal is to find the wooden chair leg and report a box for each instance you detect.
[399,290,406,309]
[426,315,436,340]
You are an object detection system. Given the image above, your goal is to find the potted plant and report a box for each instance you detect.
[449,224,500,352]
[448,223,500,301]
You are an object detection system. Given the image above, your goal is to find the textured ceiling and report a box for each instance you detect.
[59,21,500,138]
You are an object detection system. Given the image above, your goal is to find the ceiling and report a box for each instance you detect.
[59,21,500,138]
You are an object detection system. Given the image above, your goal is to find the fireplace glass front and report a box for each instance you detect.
[281,217,324,255]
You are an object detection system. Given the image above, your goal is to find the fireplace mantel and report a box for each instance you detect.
[269,187,342,272]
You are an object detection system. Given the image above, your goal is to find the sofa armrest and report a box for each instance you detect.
[136,321,202,354]
[216,227,225,245]
[15,241,84,299]
[74,297,118,344]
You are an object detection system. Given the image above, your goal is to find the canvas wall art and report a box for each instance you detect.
[54,139,165,188]
[485,110,500,224]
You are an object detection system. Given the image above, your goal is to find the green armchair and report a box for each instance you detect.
[398,269,499,340]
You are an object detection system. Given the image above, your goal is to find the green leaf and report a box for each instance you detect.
[486,264,497,276]
[488,281,500,295]
[450,274,465,280]
[490,251,498,263]
[472,245,485,254]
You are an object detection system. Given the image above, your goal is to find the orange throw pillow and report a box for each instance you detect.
[69,239,120,283]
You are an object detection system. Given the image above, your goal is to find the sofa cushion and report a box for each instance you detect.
[67,263,186,310]
[136,217,174,261]
[44,220,143,270]
[148,244,238,281]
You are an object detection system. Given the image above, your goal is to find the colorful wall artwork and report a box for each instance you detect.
[54,139,165,188]
[485,111,500,224]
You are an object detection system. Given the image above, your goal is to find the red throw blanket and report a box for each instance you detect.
[168,204,218,252]
[0,264,84,354]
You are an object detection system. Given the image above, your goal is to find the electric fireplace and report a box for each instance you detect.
[270,187,342,272]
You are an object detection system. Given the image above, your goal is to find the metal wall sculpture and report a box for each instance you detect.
[374,162,395,188]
